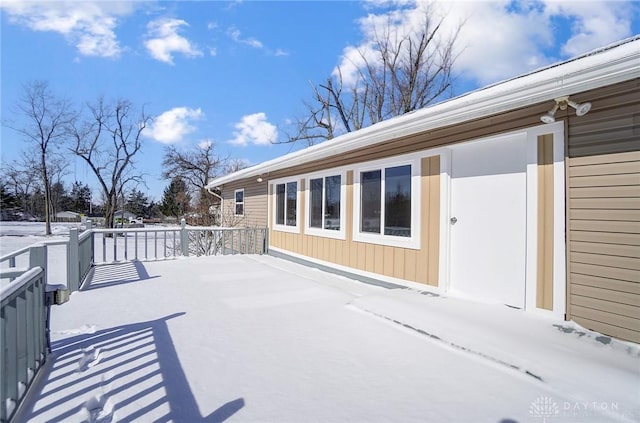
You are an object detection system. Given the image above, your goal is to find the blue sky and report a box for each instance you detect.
[2,1,639,202]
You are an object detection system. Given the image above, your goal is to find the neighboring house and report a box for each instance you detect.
[113,210,136,221]
[205,37,640,343]
[55,211,81,222]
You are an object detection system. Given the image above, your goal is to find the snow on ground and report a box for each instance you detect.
[0,222,83,286]
[1,222,179,287]
[15,254,640,423]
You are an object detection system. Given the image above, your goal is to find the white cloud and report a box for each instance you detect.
[144,18,203,64]
[0,1,134,58]
[228,27,264,49]
[197,139,214,149]
[145,107,204,144]
[448,1,552,85]
[335,0,637,87]
[228,113,277,146]
[542,0,635,57]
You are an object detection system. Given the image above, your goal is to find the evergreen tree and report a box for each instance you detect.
[0,183,17,211]
[160,178,191,219]
[69,182,92,214]
[126,189,150,217]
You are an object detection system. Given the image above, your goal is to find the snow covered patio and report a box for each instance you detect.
[17,255,639,422]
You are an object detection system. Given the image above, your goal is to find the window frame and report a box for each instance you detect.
[353,156,421,249]
[234,188,245,216]
[271,178,301,233]
[304,170,347,240]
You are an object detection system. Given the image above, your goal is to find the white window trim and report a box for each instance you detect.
[234,188,244,216]
[271,178,301,234]
[304,170,347,240]
[353,155,422,249]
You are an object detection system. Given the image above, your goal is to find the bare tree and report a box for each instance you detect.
[6,81,74,233]
[162,142,225,191]
[68,97,151,228]
[161,142,245,225]
[284,5,461,145]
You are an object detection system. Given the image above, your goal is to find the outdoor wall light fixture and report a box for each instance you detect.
[540,96,592,123]
[256,176,263,183]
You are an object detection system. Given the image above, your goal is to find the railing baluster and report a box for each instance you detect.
[173,231,177,258]
[113,231,117,262]
[9,257,16,282]
[4,299,18,420]
[124,232,128,261]
[164,231,167,258]
[134,232,138,261]
[145,232,148,260]
[154,230,158,260]
[102,234,106,263]
[26,285,35,383]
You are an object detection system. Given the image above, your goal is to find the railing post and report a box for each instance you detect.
[85,220,95,266]
[29,245,47,285]
[180,218,189,257]
[67,229,80,292]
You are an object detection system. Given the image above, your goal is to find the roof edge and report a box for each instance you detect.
[207,37,640,189]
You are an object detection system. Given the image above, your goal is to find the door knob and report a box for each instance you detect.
[450,217,457,225]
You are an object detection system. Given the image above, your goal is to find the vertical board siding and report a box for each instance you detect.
[566,79,640,342]
[270,156,441,286]
[537,134,554,310]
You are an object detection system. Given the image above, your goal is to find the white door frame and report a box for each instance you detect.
[439,122,566,317]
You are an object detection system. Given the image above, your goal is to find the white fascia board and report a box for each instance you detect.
[206,38,640,190]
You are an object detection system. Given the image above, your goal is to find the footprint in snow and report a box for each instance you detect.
[84,395,113,423]
[78,347,102,372]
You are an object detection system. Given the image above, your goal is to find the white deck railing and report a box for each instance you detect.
[0,221,268,422]
[1,266,47,423]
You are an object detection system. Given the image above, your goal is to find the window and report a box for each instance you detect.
[275,181,298,228]
[360,166,411,237]
[361,170,381,233]
[384,165,411,237]
[234,189,244,216]
[354,159,420,249]
[309,175,341,231]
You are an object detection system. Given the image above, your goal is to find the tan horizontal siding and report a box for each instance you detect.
[569,305,639,338]
[221,179,268,228]
[570,241,640,258]
[570,252,640,271]
[570,284,640,307]
[568,315,639,344]
[569,231,639,246]
[569,220,640,234]
[568,150,640,166]
[570,263,640,283]
[570,209,639,221]
[566,78,640,343]
[568,173,640,188]
[570,273,640,295]
[568,161,639,177]
[569,197,640,210]
[570,186,639,198]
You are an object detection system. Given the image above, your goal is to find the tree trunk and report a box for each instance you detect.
[41,152,52,235]
[103,192,117,229]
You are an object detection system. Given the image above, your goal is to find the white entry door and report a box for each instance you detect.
[449,134,527,308]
